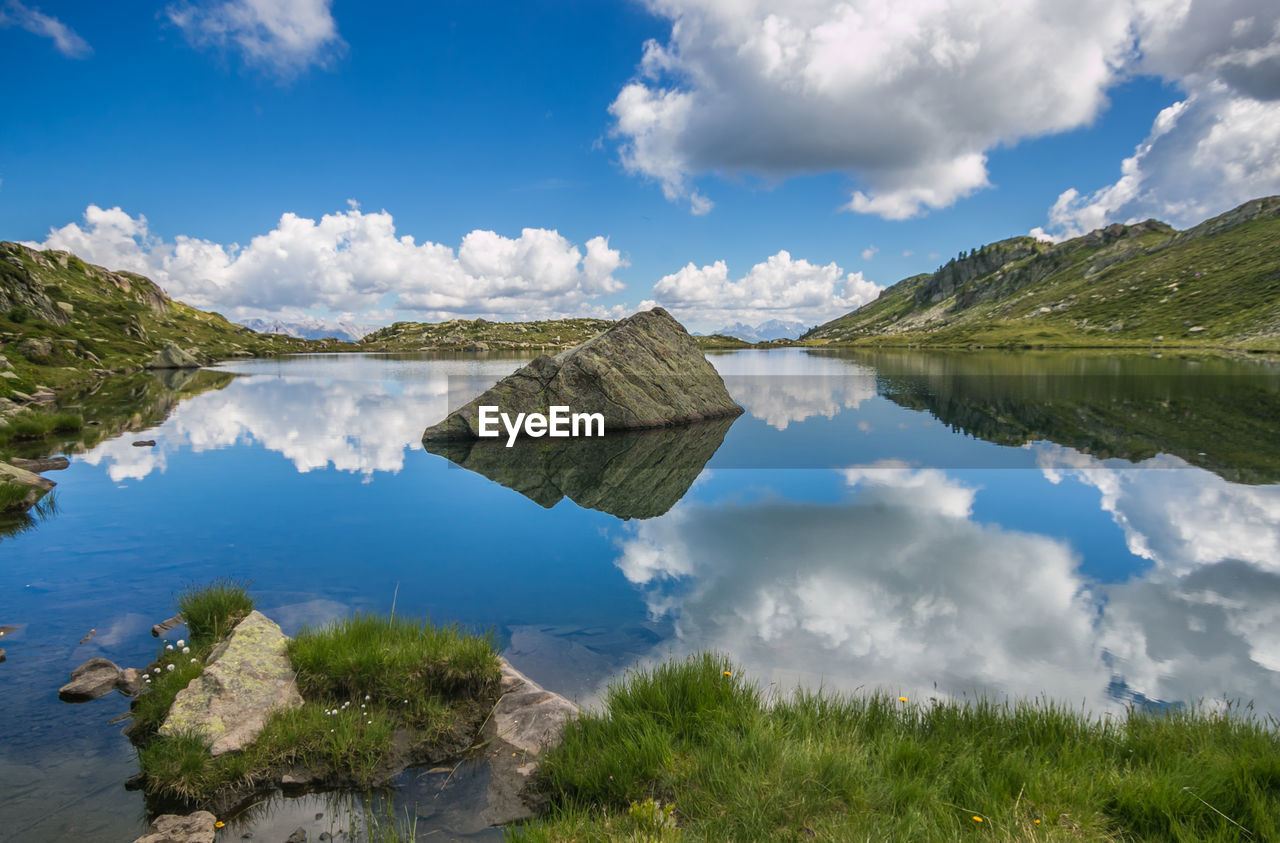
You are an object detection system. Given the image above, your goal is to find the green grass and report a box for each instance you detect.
[0,481,32,511]
[517,653,1280,842]
[0,410,84,444]
[136,605,501,806]
[176,578,254,648]
[289,611,501,705]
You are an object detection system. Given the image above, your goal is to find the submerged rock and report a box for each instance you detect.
[423,307,742,441]
[8,456,70,473]
[132,811,217,843]
[423,415,735,519]
[159,610,303,755]
[59,657,125,702]
[145,342,201,370]
[480,659,579,827]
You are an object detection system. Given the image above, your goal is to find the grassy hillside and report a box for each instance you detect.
[0,242,336,405]
[805,197,1280,350]
[359,317,614,351]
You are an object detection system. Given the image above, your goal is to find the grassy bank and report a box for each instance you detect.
[519,653,1280,842]
[133,583,501,806]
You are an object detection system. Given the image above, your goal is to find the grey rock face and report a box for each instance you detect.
[145,342,201,370]
[423,307,742,441]
[58,657,125,702]
[158,610,303,755]
[480,659,579,827]
[132,811,217,843]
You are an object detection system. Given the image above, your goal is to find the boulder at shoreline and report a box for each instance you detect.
[423,307,742,441]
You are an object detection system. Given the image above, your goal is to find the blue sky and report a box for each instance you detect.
[2,1,1277,333]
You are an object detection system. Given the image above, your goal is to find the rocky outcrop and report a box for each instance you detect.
[424,416,735,519]
[131,811,217,843]
[0,460,56,513]
[159,611,303,755]
[423,308,742,441]
[58,657,126,702]
[480,659,579,826]
[145,343,201,370]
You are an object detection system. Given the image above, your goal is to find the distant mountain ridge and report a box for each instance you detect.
[804,196,1280,349]
[239,317,375,342]
[711,319,808,342]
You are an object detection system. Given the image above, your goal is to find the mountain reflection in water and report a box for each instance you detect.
[421,417,735,520]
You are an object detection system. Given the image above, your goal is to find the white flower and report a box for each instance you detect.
[153,668,161,675]
[166,664,175,672]
[176,639,185,647]
[364,695,370,701]
[190,658,198,664]
[165,645,173,651]
[182,647,190,654]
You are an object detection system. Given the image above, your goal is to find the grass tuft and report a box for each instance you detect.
[176,578,254,648]
[289,612,501,705]
[0,410,83,444]
[520,653,1280,842]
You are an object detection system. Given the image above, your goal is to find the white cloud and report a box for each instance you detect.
[1037,87,1280,237]
[28,204,628,323]
[79,356,529,479]
[613,1,1280,226]
[613,469,1108,704]
[612,0,1135,217]
[650,249,881,331]
[711,351,878,430]
[166,0,343,76]
[860,245,878,260]
[0,1,91,57]
[612,456,1280,713]
[1037,0,1280,236]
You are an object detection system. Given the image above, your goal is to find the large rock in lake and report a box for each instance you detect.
[159,610,302,755]
[422,307,742,440]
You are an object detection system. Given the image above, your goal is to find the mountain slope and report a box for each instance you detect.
[805,197,1280,349]
[0,242,330,404]
[359,317,614,351]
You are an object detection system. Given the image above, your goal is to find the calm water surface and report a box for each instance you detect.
[3,349,1279,840]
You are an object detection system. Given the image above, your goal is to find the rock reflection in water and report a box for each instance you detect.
[421,416,736,520]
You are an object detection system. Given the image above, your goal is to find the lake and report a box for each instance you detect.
[3,348,1279,840]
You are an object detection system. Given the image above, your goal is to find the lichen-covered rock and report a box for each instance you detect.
[145,342,201,370]
[480,659,579,826]
[58,657,124,702]
[159,610,302,755]
[0,460,56,513]
[423,307,742,441]
[132,810,217,843]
